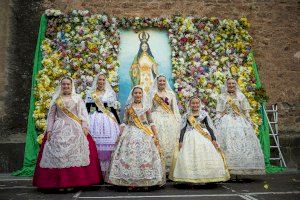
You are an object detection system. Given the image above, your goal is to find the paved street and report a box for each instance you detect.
[0,171,299,200]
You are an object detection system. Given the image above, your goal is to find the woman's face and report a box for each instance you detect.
[61,78,72,95]
[227,79,236,93]
[133,87,143,102]
[97,75,106,90]
[157,76,166,90]
[141,43,148,52]
[190,98,200,112]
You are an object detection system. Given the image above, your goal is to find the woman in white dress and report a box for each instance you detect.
[169,96,229,183]
[107,86,165,188]
[33,77,101,189]
[85,74,120,179]
[150,75,181,172]
[215,78,265,175]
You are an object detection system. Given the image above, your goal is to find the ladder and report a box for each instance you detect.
[263,104,287,167]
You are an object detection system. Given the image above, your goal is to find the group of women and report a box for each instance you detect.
[33,73,265,190]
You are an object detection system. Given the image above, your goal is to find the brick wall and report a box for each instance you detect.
[44,0,300,134]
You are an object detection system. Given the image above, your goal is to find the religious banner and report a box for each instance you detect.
[118,28,172,114]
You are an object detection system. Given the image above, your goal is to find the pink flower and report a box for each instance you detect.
[198,67,205,74]
[198,23,206,29]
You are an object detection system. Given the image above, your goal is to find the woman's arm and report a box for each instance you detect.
[146,109,157,136]
[203,116,216,141]
[46,104,57,141]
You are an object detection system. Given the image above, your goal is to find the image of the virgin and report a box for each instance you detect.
[129,31,158,93]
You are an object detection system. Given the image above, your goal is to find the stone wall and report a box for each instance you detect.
[0,0,299,171]
[0,0,44,140]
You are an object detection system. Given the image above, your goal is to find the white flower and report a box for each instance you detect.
[45,9,62,17]
[94,64,100,72]
[86,76,93,83]
[74,17,80,23]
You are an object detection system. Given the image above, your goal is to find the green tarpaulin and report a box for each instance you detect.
[249,51,285,173]
[12,14,47,176]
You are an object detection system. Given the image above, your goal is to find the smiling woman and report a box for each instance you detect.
[32,76,102,189]
[150,75,181,172]
[107,86,166,188]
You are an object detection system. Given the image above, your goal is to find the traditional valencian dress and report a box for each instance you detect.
[85,75,120,179]
[107,86,165,187]
[169,110,230,183]
[150,76,181,172]
[215,85,265,175]
[33,82,101,189]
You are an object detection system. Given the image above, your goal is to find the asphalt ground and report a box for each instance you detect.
[0,171,299,200]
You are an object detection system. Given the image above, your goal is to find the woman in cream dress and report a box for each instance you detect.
[170,96,229,183]
[150,75,181,172]
[215,78,265,175]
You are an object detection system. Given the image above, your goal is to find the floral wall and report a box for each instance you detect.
[34,9,262,134]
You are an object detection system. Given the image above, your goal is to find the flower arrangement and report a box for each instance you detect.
[34,10,262,134]
[34,10,119,131]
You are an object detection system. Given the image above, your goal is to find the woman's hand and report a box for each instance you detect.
[151,125,158,137]
[212,140,219,149]
[83,127,90,136]
[179,142,183,150]
[47,131,52,141]
[115,135,121,144]
[221,111,227,118]
[119,126,125,135]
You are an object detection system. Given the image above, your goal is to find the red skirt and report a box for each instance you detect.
[33,134,102,189]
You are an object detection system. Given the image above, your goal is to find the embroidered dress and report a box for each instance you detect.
[215,88,265,175]
[107,86,165,187]
[170,111,229,183]
[150,76,181,172]
[33,96,101,189]
[85,75,120,179]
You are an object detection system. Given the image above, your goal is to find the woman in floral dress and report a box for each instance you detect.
[107,86,165,188]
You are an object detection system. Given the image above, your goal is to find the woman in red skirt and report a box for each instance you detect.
[33,76,102,189]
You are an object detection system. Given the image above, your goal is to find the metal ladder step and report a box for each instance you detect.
[270,145,281,148]
[270,158,282,160]
[264,105,287,168]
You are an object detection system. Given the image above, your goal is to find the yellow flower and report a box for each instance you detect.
[64,23,71,32]
[199,77,207,85]
[207,83,213,89]
[230,65,238,75]
[37,134,44,145]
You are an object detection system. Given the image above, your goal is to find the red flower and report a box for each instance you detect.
[201,98,208,105]
[180,37,188,43]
